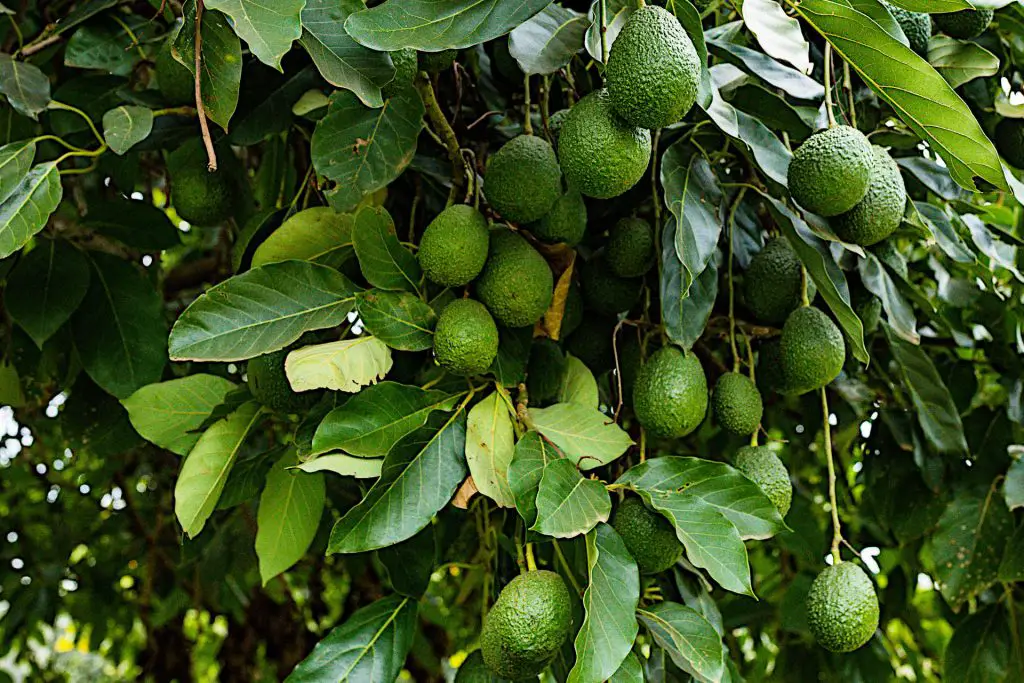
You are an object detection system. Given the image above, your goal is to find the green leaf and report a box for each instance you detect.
[943,604,1012,683]
[102,105,154,155]
[253,207,354,269]
[998,523,1024,582]
[122,374,237,456]
[377,526,435,597]
[172,1,242,130]
[465,390,516,507]
[0,359,24,407]
[661,221,718,350]
[219,447,280,510]
[914,201,974,263]
[927,35,1000,89]
[352,207,422,293]
[1004,459,1024,511]
[529,403,633,471]
[293,454,383,479]
[637,602,725,683]
[285,337,392,393]
[174,401,265,538]
[311,88,423,212]
[490,325,532,386]
[0,162,62,260]
[344,0,554,51]
[0,139,35,204]
[299,0,395,108]
[532,458,612,538]
[741,0,812,75]
[660,148,723,298]
[0,53,50,119]
[507,430,558,526]
[256,450,326,584]
[64,18,152,75]
[169,260,360,362]
[328,411,467,553]
[206,0,304,70]
[859,253,918,344]
[558,354,599,408]
[608,652,643,683]
[706,37,822,100]
[508,4,588,75]
[286,595,417,682]
[586,0,632,64]
[567,524,640,683]
[5,239,90,347]
[80,197,182,250]
[356,289,436,352]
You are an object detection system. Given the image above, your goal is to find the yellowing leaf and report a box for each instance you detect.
[285,336,392,393]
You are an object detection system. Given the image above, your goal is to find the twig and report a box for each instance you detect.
[415,71,466,197]
[726,188,746,372]
[194,0,218,171]
[823,43,836,128]
[523,73,533,136]
[843,61,856,129]
[540,75,552,143]
[18,34,61,57]
[600,0,609,65]
[821,387,843,563]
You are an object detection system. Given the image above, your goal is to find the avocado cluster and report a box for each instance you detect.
[806,562,880,653]
[830,146,907,247]
[933,8,994,40]
[612,496,684,574]
[881,1,931,56]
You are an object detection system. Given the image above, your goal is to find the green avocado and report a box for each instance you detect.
[455,650,513,683]
[155,40,195,105]
[831,146,906,246]
[788,125,874,217]
[476,229,554,328]
[418,205,490,287]
[558,90,652,199]
[383,48,417,98]
[712,372,763,436]
[418,49,458,73]
[995,118,1024,169]
[743,238,816,325]
[480,570,572,679]
[606,217,655,277]
[565,315,615,371]
[806,562,880,653]
[580,256,642,315]
[881,1,931,56]
[433,299,500,376]
[530,189,587,246]
[633,346,708,438]
[484,136,563,224]
[933,8,994,40]
[779,307,845,395]
[735,445,792,516]
[169,140,233,226]
[611,496,684,574]
[605,5,702,130]
[247,348,318,415]
[527,338,567,406]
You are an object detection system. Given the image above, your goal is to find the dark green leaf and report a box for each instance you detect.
[0,54,50,119]
[661,220,717,351]
[5,239,90,347]
[378,525,436,597]
[998,523,1024,582]
[356,289,436,351]
[0,162,62,259]
[507,430,558,526]
[489,325,532,386]
[205,0,304,70]
[943,604,1012,683]
[81,197,182,250]
[914,201,974,263]
[636,602,725,683]
[664,0,713,109]
[65,18,152,75]
[230,64,323,145]
[172,1,242,130]
[660,147,723,298]
[508,4,588,75]
[898,158,964,201]
[532,458,612,538]
[352,206,422,293]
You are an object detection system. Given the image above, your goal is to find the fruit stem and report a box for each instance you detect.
[639,428,647,463]
[600,0,609,65]
[726,188,746,373]
[523,73,533,135]
[193,0,218,171]
[821,387,843,563]
[823,43,837,128]
[800,266,810,307]
[525,542,538,571]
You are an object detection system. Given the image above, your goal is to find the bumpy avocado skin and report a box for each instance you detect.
[169,139,234,226]
[611,496,684,574]
[383,48,417,98]
[480,571,572,679]
[418,49,458,73]
[831,146,906,246]
[455,650,513,683]
[788,126,874,217]
[712,372,763,437]
[780,307,845,395]
[565,315,615,371]
[607,217,655,277]
[433,299,499,376]
[806,562,880,653]
[881,1,931,56]
[933,9,994,40]
[605,5,701,130]
[580,256,642,315]
[527,338,567,405]
[155,41,195,105]
[995,118,1024,169]
[530,189,587,246]
[743,238,816,325]
[418,205,490,287]
[735,445,792,516]
[484,136,563,224]
[248,349,317,414]
[633,346,708,438]
[558,90,652,199]
[476,230,554,328]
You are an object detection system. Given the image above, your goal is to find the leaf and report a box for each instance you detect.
[927,35,1000,89]
[252,207,355,269]
[122,374,237,456]
[294,454,383,478]
[0,53,50,119]
[660,147,723,297]
[608,652,643,683]
[529,403,633,471]
[0,139,35,204]
[351,206,422,292]
[285,337,393,393]
[311,87,424,212]
[286,595,417,683]
[567,524,640,683]
[0,359,24,407]
[943,604,1012,683]
[858,253,918,344]
[206,0,304,70]
[256,450,326,584]
[4,239,90,347]
[914,201,974,263]
[507,431,558,526]
[999,523,1024,582]
[64,18,152,75]
[741,0,812,75]
[231,63,324,145]
[532,458,612,538]
[508,4,588,75]
[328,411,468,553]
[785,0,1006,193]
[344,0,554,51]
[313,382,460,457]
[558,354,598,408]
[1004,459,1024,511]
[637,602,725,683]
[706,38,822,100]
[0,162,62,260]
[899,158,964,201]
[661,221,718,350]
[169,260,360,362]
[377,526,436,597]
[172,1,242,130]
[490,325,532,386]
[356,289,436,351]
[465,390,516,507]
[299,0,395,108]
[218,447,280,510]
[174,401,264,538]
[80,197,182,250]
[102,105,154,155]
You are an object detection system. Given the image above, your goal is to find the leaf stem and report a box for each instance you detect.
[823,43,837,127]
[32,134,87,153]
[48,101,104,147]
[194,0,218,171]
[821,387,843,563]
[600,0,609,65]
[540,75,552,143]
[523,73,533,136]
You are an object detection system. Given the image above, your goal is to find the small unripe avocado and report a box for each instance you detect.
[248,348,317,414]
[881,1,931,56]
[169,140,234,226]
[606,217,655,277]
[995,118,1024,169]
[418,205,490,287]
[735,445,791,516]
[480,570,572,679]
[155,41,195,105]
[933,9,994,40]
[433,299,499,376]
[530,189,587,246]
[633,346,708,438]
[831,146,906,247]
[418,49,458,73]
[455,650,512,683]
[580,256,642,315]
[383,48,417,98]
[476,230,554,328]
[527,338,567,405]
[558,90,652,199]
[788,126,874,217]
[611,496,684,574]
[779,307,845,394]
[712,373,763,436]
[605,5,701,130]
[565,315,615,371]
[806,562,880,653]
[484,136,562,224]
[742,238,816,325]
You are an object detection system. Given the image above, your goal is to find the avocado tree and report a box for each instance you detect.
[1,0,1023,680]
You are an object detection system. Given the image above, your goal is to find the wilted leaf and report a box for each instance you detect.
[285,336,392,393]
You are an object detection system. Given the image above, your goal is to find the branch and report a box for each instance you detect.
[415,71,466,194]
[194,0,218,171]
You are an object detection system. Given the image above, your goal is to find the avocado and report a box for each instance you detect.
[476,229,554,328]
[606,217,655,277]
[831,146,906,246]
[248,348,317,414]
[547,108,570,149]
[484,136,563,224]
[995,118,1024,169]
[169,140,234,226]
[611,496,684,574]
[419,49,458,73]
[527,338,567,405]
[933,9,994,40]
[580,256,642,315]
[779,306,845,394]
[712,372,763,436]
[558,90,652,199]
[559,280,584,339]
[155,40,195,105]
[480,570,572,679]
[433,299,500,376]
[788,125,874,217]
[633,346,708,438]
[881,1,931,56]
[384,48,418,98]
[735,445,791,516]
[455,650,512,683]
[605,5,701,130]
[530,189,587,246]
[565,315,615,371]
[806,562,880,653]
[418,205,490,287]
[742,238,815,325]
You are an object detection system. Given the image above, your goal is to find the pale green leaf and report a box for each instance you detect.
[928,35,1000,89]
[293,454,383,479]
[529,403,633,471]
[256,450,326,584]
[741,0,812,74]
[532,458,611,539]
[122,374,237,456]
[558,354,598,408]
[465,390,516,507]
[251,207,355,269]
[285,336,392,393]
[0,162,62,260]
[0,139,35,204]
[508,4,588,75]
[206,0,304,70]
